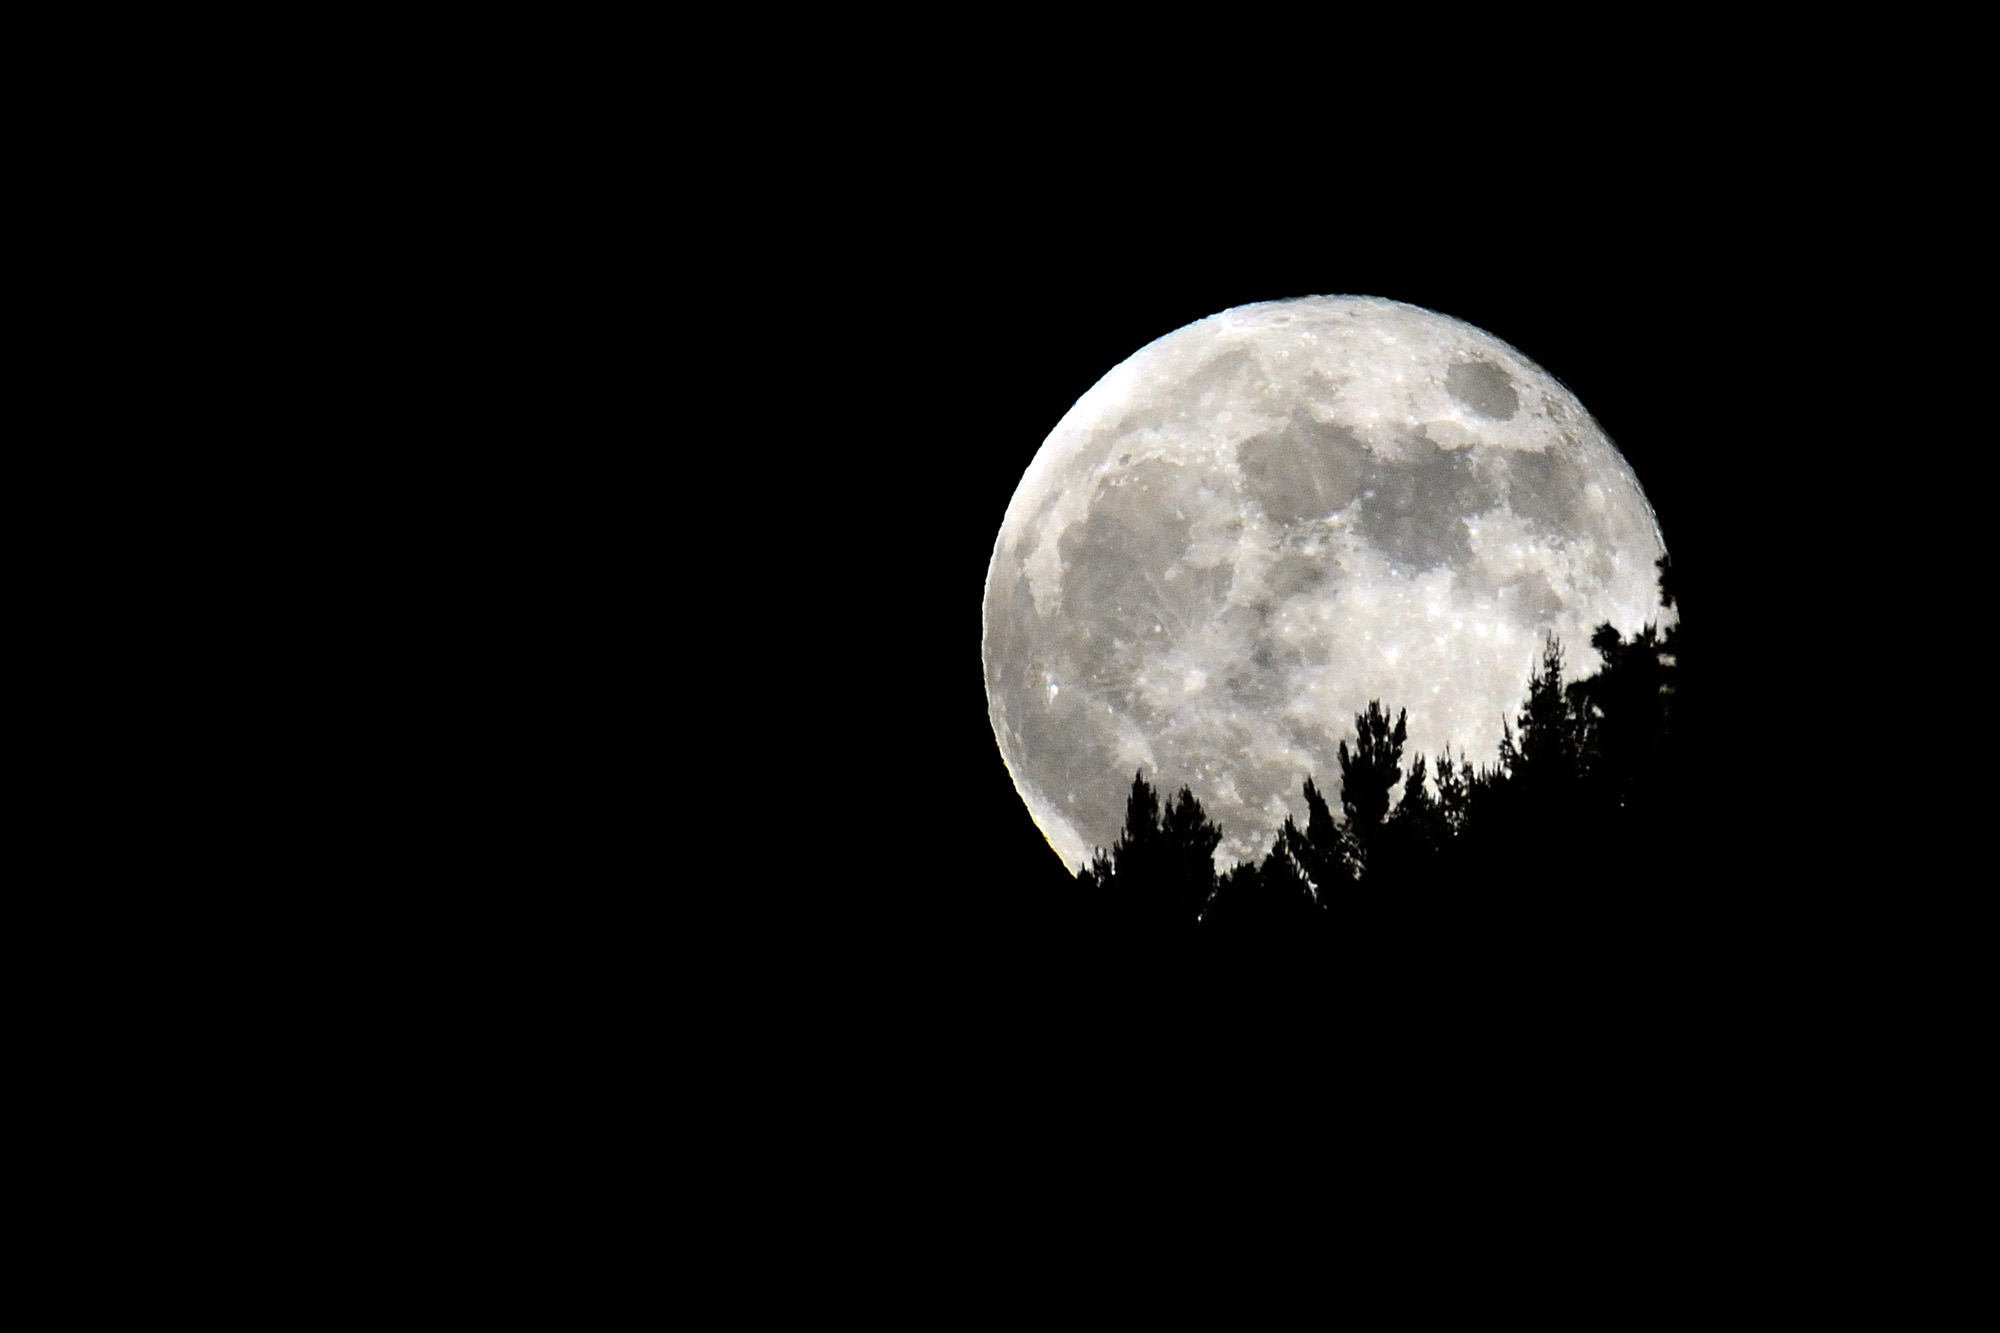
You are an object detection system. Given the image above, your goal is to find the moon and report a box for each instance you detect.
[983,295,1672,876]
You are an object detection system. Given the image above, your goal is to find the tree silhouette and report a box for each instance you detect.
[1499,634,1588,794]
[1337,701,1408,868]
[1433,745,1473,837]
[1043,558,1687,948]
[1280,776,1351,899]
[1575,622,1673,814]
[1393,753,1437,830]
[1078,771,1221,931]
[1374,752,1450,884]
[1205,840,1318,934]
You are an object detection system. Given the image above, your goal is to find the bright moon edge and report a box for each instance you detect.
[983,295,1671,878]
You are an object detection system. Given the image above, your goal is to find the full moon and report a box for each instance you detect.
[983,295,1672,875]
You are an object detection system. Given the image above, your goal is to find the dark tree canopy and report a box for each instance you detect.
[1337,701,1408,851]
[1079,772,1221,931]
[1047,561,1687,947]
[1281,777,1350,898]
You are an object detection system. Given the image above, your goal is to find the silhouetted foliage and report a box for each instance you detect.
[1374,752,1449,884]
[1282,777,1352,899]
[1051,560,1686,948]
[1574,621,1674,814]
[1499,634,1589,794]
[1433,745,1473,837]
[1078,771,1220,932]
[1205,840,1317,934]
[1336,701,1408,865]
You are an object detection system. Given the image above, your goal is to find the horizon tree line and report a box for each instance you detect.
[1072,557,1682,935]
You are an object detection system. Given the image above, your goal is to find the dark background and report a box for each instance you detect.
[148,48,1964,1255]
[421,74,1970,1238]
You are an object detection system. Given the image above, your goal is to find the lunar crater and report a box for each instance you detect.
[1445,359,1521,419]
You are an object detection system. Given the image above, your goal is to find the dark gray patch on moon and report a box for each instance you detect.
[1501,571,1565,625]
[1446,360,1520,420]
[1239,417,1369,524]
[1219,608,1286,707]
[983,571,1129,864]
[1056,461,1198,636]
[1351,438,1491,571]
[1499,444,1591,537]
[1223,667,1283,708]
[1264,548,1334,600]
[989,455,1261,864]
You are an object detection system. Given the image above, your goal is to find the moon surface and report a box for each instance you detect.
[983,295,1672,876]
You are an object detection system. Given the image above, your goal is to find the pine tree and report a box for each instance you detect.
[1393,753,1437,827]
[1282,777,1352,897]
[1574,622,1671,813]
[1205,839,1317,933]
[1337,701,1408,863]
[1500,635,1587,792]
[1390,753,1447,843]
[1434,745,1473,837]
[1159,782,1223,925]
[1077,771,1220,929]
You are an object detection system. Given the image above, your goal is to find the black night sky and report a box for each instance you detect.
[291,51,1973,1260]
[428,66,1981,1251]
